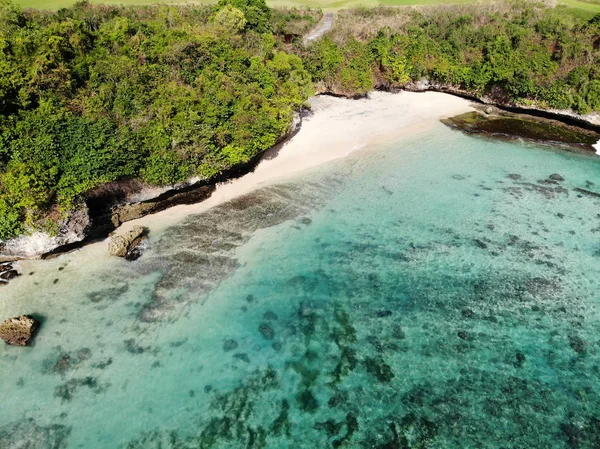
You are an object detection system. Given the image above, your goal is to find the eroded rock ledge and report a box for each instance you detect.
[0,113,302,260]
[442,106,600,153]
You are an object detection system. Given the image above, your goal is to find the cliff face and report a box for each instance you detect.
[0,113,302,260]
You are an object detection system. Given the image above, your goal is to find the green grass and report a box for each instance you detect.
[10,0,600,16]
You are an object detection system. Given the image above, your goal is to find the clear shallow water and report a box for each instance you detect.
[1,124,600,448]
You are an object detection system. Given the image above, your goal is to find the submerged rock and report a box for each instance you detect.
[108,225,147,258]
[259,323,275,340]
[0,315,40,346]
[569,335,586,354]
[223,339,238,352]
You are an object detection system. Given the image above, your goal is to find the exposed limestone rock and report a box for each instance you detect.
[0,201,90,260]
[0,315,40,346]
[108,226,147,258]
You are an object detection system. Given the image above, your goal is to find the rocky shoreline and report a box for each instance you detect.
[0,114,302,262]
[402,80,600,133]
[1,87,599,262]
[441,106,600,154]
[316,80,600,133]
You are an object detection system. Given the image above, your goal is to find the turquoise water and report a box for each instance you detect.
[2,123,600,448]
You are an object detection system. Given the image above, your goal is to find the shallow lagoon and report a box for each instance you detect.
[1,123,600,448]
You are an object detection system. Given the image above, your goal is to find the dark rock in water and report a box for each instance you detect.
[272,342,282,351]
[123,339,149,354]
[364,356,394,382]
[258,323,275,340]
[392,325,406,340]
[443,111,599,153]
[296,389,319,413]
[93,358,113,370]
[375,309,393,318]
[0,421,71,449]
[299,217,312,226]
[54,376,102,402]
[0,269,18,281]
[246,294,256,303]
[314,419,344,437]
[124,245,144,261]
[0,263,17,286]
[367,335,383,353]
[508,174,522,180]
[549,174,565,182]
[0,315,40,346]
[452,174,465,180]
[52,353,73,375]
[574,187,600,198]
[474,239,488,249]
[233,353,250,363]
[515,351,526,368]
[108,225,147,258]
[457,330,473,341]
[461,308,475,318]
[328,390,348,408]
[223,339,238,352]
[263,311,278,321]
[569,335,586,354]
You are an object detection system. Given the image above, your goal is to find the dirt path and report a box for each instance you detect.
[303,13,334,45]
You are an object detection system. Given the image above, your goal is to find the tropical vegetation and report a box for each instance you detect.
[0,0,599,241]
[299,4,600,111]
[0,0,312,239]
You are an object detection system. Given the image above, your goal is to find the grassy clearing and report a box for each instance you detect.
[12,0,600,13]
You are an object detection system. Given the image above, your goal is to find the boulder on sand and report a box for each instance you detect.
[108,225,147,258]
[0,315,40,346]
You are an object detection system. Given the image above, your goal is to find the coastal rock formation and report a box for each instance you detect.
[0,315,40,346]
[0,113,302,261]
[0,262,18,286]
[0,202,90,261]
[108,226,147,258]
[442,110,600,153]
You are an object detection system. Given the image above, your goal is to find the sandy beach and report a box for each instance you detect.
[115,91,474,234]
[4,91,473,266]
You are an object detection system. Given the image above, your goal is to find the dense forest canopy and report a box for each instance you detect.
[298,4,600,108]
[0,0,313,240]
[0,0,599,242]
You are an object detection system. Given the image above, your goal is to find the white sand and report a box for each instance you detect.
[116,91,474,234]
[6,91,473,272]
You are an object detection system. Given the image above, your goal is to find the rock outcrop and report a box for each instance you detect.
[108,225,147,258]
[0,315,40,346]
[0,202,90,261]
[0,112,302,261]
[0,262,18,286]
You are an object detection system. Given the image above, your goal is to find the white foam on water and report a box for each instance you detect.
[594,139,600,156]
